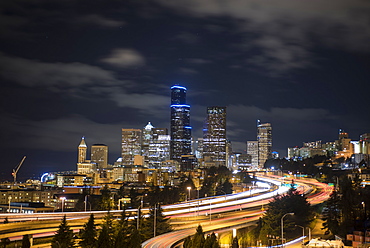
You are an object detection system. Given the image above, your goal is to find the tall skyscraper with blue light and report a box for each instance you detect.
[170,85,192,161]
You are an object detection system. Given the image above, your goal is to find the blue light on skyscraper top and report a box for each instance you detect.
[185,126,192,129]
[171,85,187,90]
[170,104,190,108]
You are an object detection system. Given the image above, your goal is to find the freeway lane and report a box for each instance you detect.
[142,174,333,248]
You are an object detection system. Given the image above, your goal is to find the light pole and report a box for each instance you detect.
[153,204,157,237]
[281,213,294,247]
[307,227,311,241]
[197,188,200,216]
[187,187,191,201]
[8,196,12,213]
[84,195,88,212]
[362,201,366,218]
[136,206,141,230]
[219,189,227,201]
[295,225,305,244]
[60,197,66,212]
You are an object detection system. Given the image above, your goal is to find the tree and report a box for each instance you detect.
[127,228,143,248]
[204,232,220,248]
[141,204,172,241]
[257,187,313,244]
[192,225,206,248]
[99,185,113,210]
[0,238,10,248]
[322,190,341,236]
[113,208,131,248]
[52,215,74,248]
[21,235,31,248]
[231,236,239,248]
[79,214,97,248]
[96,212,114,248]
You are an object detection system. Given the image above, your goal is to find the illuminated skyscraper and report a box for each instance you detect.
[91,144,108,169]
[170,85,192,161]
[360,133,370,154]
[78,137,87,163]
[142,122,154,160]
[121,129,142,165]
[257,120,272,168]
[203,106,227,166]
[247,141,259,168]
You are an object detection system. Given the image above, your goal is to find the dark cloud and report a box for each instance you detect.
[0,0,369,179]
[101,49,146,68]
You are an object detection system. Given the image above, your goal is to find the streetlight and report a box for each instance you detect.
[219,189,227,201]
[187,187,191,201]
[295,225,305,244]
[84,195,88,212]
[60,197,66,212]
[153,204,157,237]
[362,201,366,218]
[8,196,12,213]
[307,227,311,241]
[281,213,294,247]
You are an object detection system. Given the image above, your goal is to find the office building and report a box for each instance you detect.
[170,85,192,161]
[142,122,155,159]
[121,129,142,165]
[78,137,87,163]
[257,121,272,168]
[247,141,259,168]
[360,133,370,154]
[91,144,108,169]
[148,134,171,169]
[203,106,227,166]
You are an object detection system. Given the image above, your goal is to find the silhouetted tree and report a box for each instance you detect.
[21,235,31,248]
[52,215,74,248]
[96,212,114,248]
[79,214,97,248]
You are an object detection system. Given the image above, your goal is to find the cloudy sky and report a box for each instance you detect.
[1,0,370,180]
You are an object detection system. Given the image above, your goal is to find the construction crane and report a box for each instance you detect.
[12,156,26,185]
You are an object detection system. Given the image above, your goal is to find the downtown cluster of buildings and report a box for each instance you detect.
[71,85,273,186]
[287,130,370,168]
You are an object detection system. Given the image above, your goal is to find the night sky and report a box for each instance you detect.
[1,0,370,181]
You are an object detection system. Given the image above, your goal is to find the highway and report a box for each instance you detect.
[0,173,333,247]
[142,174,333,248]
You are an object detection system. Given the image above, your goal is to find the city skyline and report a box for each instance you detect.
[1,0,370,180]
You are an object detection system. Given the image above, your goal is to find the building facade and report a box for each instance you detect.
[203,106,227,167]
[91,144,108,169]
[247,141,259,168]
[78,137,87,163]
[257,121,272,168]
[170,85,192,161]
[121,129,142,165]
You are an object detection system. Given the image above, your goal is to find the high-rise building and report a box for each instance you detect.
[257,120,272,168]
[170,85,192,161]
[142,122,154,159]
[246,141,259,168]
[360,133,370,154]
[203,106,227,166]
[91,144,108,169]
[78,137,87,163]
[121,129,142,165]
[148,134,171,169]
